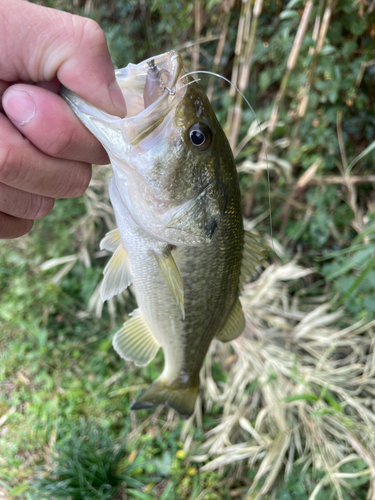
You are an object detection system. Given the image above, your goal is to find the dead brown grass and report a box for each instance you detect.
[181,261,375,499]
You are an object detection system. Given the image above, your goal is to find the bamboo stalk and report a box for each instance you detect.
[292,0,334,148]
[193,0,202,72]
[267,1,314,135]
[238,0,263,92]
[309,0,325,54]
[336,111,363,234]
[316,0,333,53]
[296,0,325,119]
[280,159,322,225]
[207,0,235,101]
[309,175,375,185]
[226,0,251,132]
[336,111,348,175]
[84,0,93,15]
[296,0,334,118]
[230,0,264,149]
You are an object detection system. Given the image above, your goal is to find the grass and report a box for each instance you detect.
[1,0,375,498]
[34,420,151,500]
[194,262,375,499]
[1,168,374,499]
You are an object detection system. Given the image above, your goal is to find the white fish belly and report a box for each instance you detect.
[110,178,185,380]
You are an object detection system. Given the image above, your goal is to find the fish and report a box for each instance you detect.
[61,50,265,419]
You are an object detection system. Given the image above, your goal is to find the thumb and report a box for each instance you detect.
[0,0,126,117]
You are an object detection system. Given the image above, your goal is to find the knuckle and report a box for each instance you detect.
[45,128,75,158]
[33,196,55,220]
[66,163,92,198]
[0,142,15,184]
[81,18,107,46]
[72,16,106,51]
[0,139,28,187]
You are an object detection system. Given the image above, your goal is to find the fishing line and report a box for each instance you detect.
[177,70,274,251]
[179,78,201,89]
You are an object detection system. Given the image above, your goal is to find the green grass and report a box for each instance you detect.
[1,0,375,498]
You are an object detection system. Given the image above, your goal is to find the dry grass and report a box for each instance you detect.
[179,261,375,499]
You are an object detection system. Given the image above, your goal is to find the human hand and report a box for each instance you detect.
[0,0,126,239]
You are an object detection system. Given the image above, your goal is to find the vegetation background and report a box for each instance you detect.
[1,0,375,499]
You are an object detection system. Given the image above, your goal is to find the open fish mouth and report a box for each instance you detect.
[62,50,221,246]
[61,50,187,155]
[117,51,185,118]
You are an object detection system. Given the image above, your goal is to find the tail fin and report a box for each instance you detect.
[131,379,199,419]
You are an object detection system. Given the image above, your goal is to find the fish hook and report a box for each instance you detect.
[165,86,176,96]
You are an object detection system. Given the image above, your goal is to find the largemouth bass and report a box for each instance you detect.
[62,51,264,419]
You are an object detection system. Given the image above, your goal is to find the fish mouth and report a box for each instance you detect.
[61,50,187,155]
[117,51,184,118]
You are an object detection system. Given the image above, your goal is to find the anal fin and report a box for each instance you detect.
[154,246,185,320]
[215,298,245,342]
[112,309,160,366]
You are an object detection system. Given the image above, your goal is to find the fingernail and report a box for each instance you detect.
[109,80,127,118]
[3,89,36,125]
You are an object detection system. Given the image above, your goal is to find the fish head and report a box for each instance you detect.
[61,51,236,246]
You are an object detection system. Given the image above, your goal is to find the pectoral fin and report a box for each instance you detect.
[239,230,267,291]
[100,228,122,252]
[113,309,160,366]
[154,246,185,320]
[100,244,132,302]
[215,299,245,342]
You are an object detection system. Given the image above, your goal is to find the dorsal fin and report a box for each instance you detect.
[215,299,245,342]
[153,246,185,320]
[113,309,160,366]
[239,230,267,291]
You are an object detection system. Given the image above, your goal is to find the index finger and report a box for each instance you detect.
[0,0,126,117]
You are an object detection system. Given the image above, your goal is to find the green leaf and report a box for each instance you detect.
[128,490,154,500]
[10,483,30,497]
[284,393,319,403]
[0,481,11,491]
[280,10,299,20]
[260,71,271,92]
[286,0,302,7]
[341,256,375,303]
[363,294,375,312]
[325,247,375,280]
[320,45,336,55]
[320,388,342,412]
[347,140,375,172]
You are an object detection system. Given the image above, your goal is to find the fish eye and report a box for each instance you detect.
[188,123,212,151]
